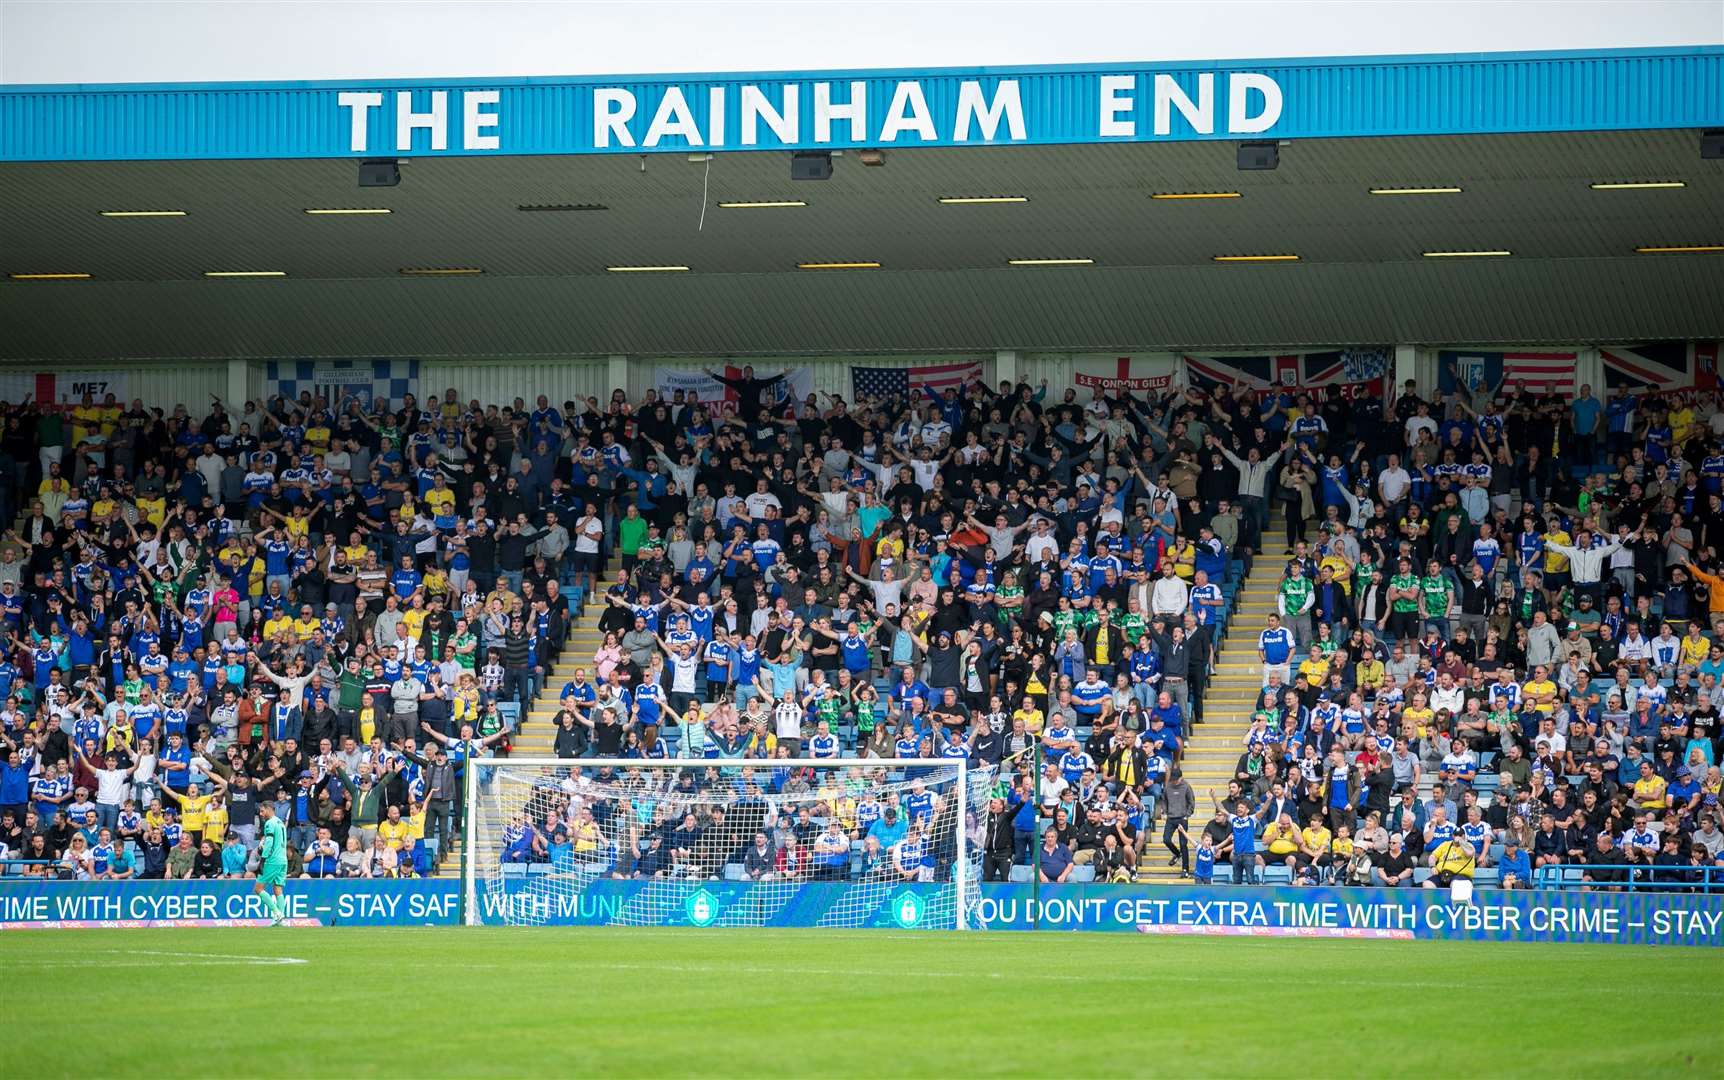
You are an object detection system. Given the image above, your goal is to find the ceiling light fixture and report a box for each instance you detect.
[304,207,393,215]
[8,272,92,280]
[606,265,690,272]
[99,210,188,217]
[1590,181,1686,190]
[1368,186,1463,195]
[938,196,1030,204]
[1212,254,1300,262]
[1150,192,1242,200]
[797,261,881,269]
[399,267,483,275]
[717,200,808,208]
[1422,250,1511,258]
[203,270,287,277]
[1007,258,1094,266]
[1634,244,1724,254]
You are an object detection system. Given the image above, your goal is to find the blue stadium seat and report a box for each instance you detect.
[1008,865,1033,883]
[1070,864,1097,883]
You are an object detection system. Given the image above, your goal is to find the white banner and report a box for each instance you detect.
[653,365,814,416]
[0,370,131,406]
[1071,354,1178,392]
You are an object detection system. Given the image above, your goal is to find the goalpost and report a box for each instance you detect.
[462,758,994,930]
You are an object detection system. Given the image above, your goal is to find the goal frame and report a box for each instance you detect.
[462,757,973,929]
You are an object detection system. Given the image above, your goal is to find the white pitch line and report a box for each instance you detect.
[114,949,307,965]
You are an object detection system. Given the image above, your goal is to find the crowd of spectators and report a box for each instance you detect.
[1186,375,1724,890]
[0,372,1240,887]
[2,368,1721,893]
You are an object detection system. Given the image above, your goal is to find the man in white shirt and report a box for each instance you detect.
[743,479,782,521]
[1429,673,1466,716]
[1403,403,1438,448]
[1150,563,1190,619]
[1025,519,1059,564]
[1376,454,1411,508]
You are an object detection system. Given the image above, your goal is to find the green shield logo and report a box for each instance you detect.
[686,887,720,927]
[891,891,925,928]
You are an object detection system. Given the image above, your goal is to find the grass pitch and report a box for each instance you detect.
[6,927,1720,1077]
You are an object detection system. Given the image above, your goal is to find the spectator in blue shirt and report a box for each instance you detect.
[1497,837,1532,889]
[1038,827,1073,883]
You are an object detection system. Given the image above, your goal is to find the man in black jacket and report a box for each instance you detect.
[1455,563,1492,642]
[1150,621,1192,732]
[981,795,1017,882]
[705,367,787,415]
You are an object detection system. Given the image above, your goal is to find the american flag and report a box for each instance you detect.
[1500,353,1578,396]
[1440,351,1577,397]
[851,360,983,400]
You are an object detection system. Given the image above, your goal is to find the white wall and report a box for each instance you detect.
[419,359,613,409]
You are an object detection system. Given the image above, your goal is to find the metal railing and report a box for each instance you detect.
[1527,862,1724,893]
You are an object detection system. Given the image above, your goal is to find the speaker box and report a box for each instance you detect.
[1236,143,1279,171]
[359,160,401,187]
[1702,130,1724,160]
[790,152,833,181]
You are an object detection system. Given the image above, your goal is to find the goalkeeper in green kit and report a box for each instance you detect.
[255,800,289,926]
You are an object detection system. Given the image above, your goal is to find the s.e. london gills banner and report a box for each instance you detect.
[3,880,1719,946]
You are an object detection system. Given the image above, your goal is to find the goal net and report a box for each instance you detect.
[465,759,995,930]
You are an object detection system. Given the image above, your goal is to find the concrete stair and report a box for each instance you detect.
[1136,513,1282,884]
[432,560,618,879]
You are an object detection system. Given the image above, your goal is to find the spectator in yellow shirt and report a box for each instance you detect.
[1424,837,1476,888]
[202,794,229,846]
[1299,817,1334,873]
[1632,762,1668,811]
[1297,645,1330,687]
[423,566,450,598]
[1543,527,1572,577]
[1679,626,1710,670]
[1264,814,1301,866]
[377,805,412,851]
[1522,670,1559,714]
[1012,701,1045,735]
[1356,657,1385,694]
[72,396,103,445]
[135,494,167,529]
[1670,401,1697,445]
[1319,552,1353,593]
[165,776,224,845]
[424,487,455,519]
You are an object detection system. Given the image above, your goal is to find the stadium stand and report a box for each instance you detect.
[0,375,1721,896]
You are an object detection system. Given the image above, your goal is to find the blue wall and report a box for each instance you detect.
[0,879,461,927]
[2,47,1720,162]
[2,879,1718,945]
